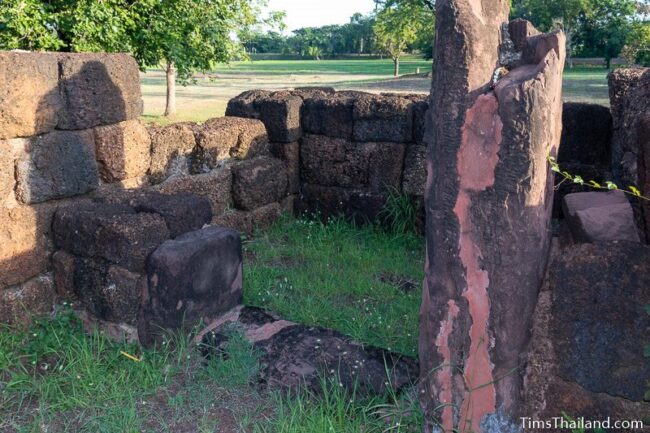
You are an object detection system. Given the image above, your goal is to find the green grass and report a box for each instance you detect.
[0,217,425,432]
[244,216,424,357]
[563,67,610,106]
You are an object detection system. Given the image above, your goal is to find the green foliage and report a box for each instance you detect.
[622,22,650,66]
[378,187,421,234]
[200,328,261,387]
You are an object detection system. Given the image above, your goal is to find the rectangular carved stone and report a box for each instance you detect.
[213,209,253,235]
[353,94,414,142]
[15,130,99,204]
[140,226,243,346]
[94,119,152,183]
[301,94,355,139]
[148,122,197,184]
[271,142,300,194]
[232,156,288,211]
[299,183,385,224]
[0,52,62,139]
[153,166,233,217]
[402,145,427,196]
[57,53,143,130]
[0,202,57,288]
[0,273,55,326]
[256,91,303,143]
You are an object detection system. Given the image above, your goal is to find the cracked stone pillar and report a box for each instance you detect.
[418,1,565,432]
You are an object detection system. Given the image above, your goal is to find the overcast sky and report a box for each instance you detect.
[265,0,377,32]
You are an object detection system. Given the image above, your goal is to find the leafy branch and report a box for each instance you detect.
[547,156,650,201]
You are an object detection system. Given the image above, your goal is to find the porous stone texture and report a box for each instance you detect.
[53,201,170,272]
[353,94,414,142]
[153,167,232,219]
[231,156,288,211]
[271,142,300,194]
[255,91,303,143]
[523,242,650,426]
[148,122,197,183]
[94,119,151,183]
[200,307,418,396]
[562,191,640,243]
[0,52,61,139]
[0,203,58,288]
[299,184,385,224]
[0,274,55,325]
[57,53,143,130]
[559,103,612,167]
[213,210,254,236]
[15,130,99,204]
[420,6,564,432]
[140,226,243,346]
[192,117,268,172]
[639,115,650,242]
[411,95,430,146]
[225,89,269,119]
[301,94,355,138]
[402,145,427,196]
[251,202,282,231]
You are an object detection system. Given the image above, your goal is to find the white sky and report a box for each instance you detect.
[265,0,377,33]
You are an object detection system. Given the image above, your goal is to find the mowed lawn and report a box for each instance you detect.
[141,57,611,124]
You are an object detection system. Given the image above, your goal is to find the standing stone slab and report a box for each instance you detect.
[140,226,243,346]
[94,119,152,183]
[15,130,99,204]
[231,156,288,211]
[420,4,565,431]
[0,52,62,139]
[57,53,143,130]
[353,94,414,142]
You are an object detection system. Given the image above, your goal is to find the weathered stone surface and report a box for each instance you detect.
[291,87,336,99]
[271,142,300,194]
[148,122,197,183]
[94,119,151,183]
[301,94,355,138]
[68,257,144,325]
[0,273,55,325]
[0,138,24,204]
[563,191,640,243]
[251,202,282,231]
[200,307,419,396]
[58,53,143,130]
[300,135,405,192]
[125,191,212,238]
[256,91,303,143]
[153,166,232,218]
[411,96,430,146]
[140,226,243,346]
[0,52,62,139]
[608,68,650,186]
[225,89,269,119]
[232,157,287,211]
[420,9,564,432]
[299,184,385,224]
[192,117,268,173]
[0,202,58,288]
[53,201,170,272]
[639,115,650,243]
[552,163,610,219]
[15,130,99,204]
[52,250,76,300]
[559,103,612,167]
[213,210,253,236]
[353,94,414,142]
[402,145,427,196]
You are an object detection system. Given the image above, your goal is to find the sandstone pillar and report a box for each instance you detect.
[419,1,565,431]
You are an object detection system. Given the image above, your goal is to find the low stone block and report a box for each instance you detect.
[52,250,76,300]
[353,94,414,142]
[299,184,385,224]
[192,117,268,172]
[15,130,99,204]
[0,274,55,325]
[402,145,427,196]
[94,119,151,183]
[225,89,270,119]
[559,103,612,167]
[301,94,355,139]
[256,91,303,143]
[53,201,170,272]
[126,191,212,238]
[271,142,300,194]
[148,122,197,183]
[562,191,640,243]
[213,210,253,236]
[291,87,336,99]
[57,53,143,130]
[140,226,243,345]
[0,52,62,139]
[0,202,58,288]
[251,202,282,231]
[153,166,232,217]
[232,157,288,211]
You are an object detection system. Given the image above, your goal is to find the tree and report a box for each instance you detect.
[373,2,430,76]
[621,21,650,66]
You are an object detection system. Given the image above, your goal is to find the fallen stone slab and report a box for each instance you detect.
[562,190,640,243]
[199,307,418,396]
[140,226,243,346]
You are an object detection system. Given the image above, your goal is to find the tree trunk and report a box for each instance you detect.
[164,60,177,118]
[419,5,566,433]
[393,57,399,77]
